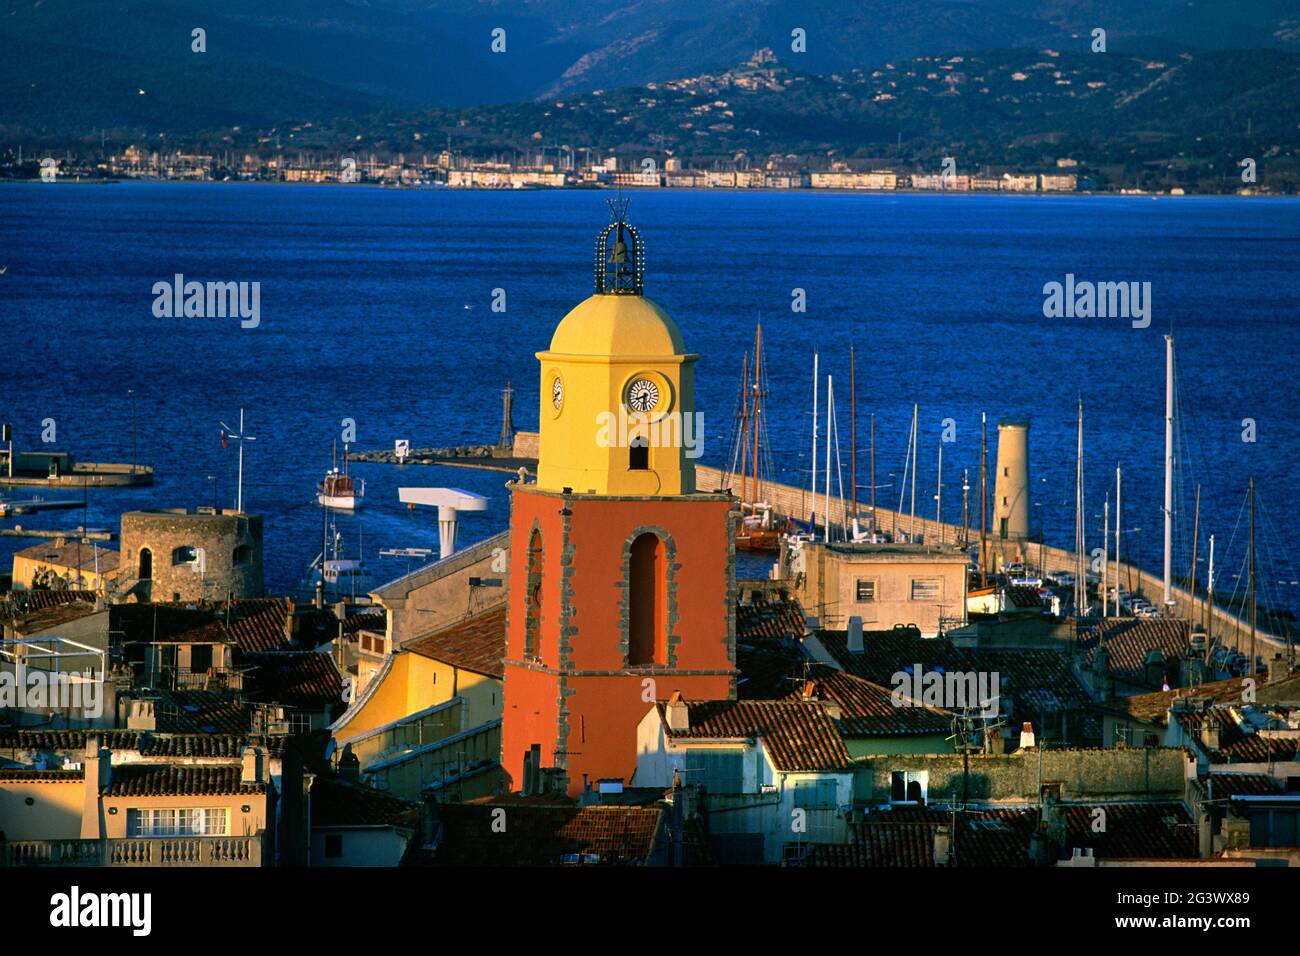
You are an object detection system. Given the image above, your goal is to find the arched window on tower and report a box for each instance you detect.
[138,548,152,580]
[524,528,543,659]
[628,532,666,666]
[629,434,649,471]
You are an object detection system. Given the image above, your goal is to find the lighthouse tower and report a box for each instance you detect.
[500,198,737,796]
[992,418,1031,561]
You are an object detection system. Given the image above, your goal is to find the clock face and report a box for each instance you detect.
[627,379,659,413]
[551,376,563,410]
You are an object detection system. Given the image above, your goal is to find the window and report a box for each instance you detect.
[128,807,230,837]
[172,545,198,565]
[189,644,213,673]
[1000,518,1008,539]
[890,771,928,804]
[629,442,649,470]
[138,548,152,580]
[524,529,543,658]
[684,751,744,793]
[628,533,666,666]
[793,779,838,810]
[325,834,344,858]
[855,579,877,603]
[288,712,313,734]
[910,579,941,602]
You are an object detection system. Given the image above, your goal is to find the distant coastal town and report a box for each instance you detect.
[10,147,1232,196]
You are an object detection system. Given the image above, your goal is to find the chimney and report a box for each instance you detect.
[241,745,268,786]
[1200,718,1221,752]
[80,735,111,839]
[1144,648,1167,688]
[284,599,297,644]
[1019,722,1036,749]
[666,691,689,732]
[126,697,156,731]
[933,825,952,865]
[1198,811,1213,859]
[337,743,360,784]
[847,616,864,653]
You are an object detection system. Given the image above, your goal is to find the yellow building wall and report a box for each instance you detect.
[12,554,115,592]
[0,778,86,839]
[333,651,503,745]
[100,792,268,839]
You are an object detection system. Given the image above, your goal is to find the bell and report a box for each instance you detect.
[610,239,628,264]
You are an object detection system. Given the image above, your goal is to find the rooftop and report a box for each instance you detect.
[405,606,507,680]
[657,698,853,772]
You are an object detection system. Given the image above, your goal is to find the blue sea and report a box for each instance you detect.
[1,183,1297,615]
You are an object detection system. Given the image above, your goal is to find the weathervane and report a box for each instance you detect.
[594,188,645,295]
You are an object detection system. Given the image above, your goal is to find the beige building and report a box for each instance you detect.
[785,539,969,636]
[11,538,120,592]
[0,736,270,866]
[992,419,1031,548]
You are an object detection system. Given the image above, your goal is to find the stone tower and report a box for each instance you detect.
[992,419,1030,552]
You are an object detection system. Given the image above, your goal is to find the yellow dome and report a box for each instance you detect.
[547,294,686,358]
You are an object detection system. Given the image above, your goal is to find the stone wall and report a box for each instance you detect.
[855,746,1191,805]
[119,509,263,602]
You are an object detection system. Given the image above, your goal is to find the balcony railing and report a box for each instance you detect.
[0,834,264,867]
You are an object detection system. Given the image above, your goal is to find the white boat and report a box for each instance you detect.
[317,442,364,509]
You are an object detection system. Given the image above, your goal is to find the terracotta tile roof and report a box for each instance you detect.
[0,769,84,782]
[242,651,344,710]
[310,776,420,830]
[110,604,232,645]
[806,807,1036,867]
[1080,618,1190,688]
[1103,676,1250,724]
[783,667,953,737]
[20,589,96,612]
[0,729,288,758]
[736,599,806,643]
[818,629,966,687]
[342,608,386,635]
[16,540,120,574]
[13,600,100,633]
[405,607,506,680]
[1198,774,1285,798]
[151,689,250,734]
[1005,585,1045,610]
[656,698,853,771]
[820,630,1092,727]
[225,598,291,653]
[106,763,266,797]
[1063,802,1197,859]
[1211,732,1299,765]
[413,804,663,866]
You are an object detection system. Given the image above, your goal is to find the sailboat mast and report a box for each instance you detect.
[979,413,987,586]
[1163,334,1175,609]
[811,353,818,532]
[1075,399,1085,618]
[823,376,833,543]
[739,350,750,511]
[752,325,763,510]
[935,444,943,545]
[1206,533,1215,634]
[850,344,857,525]
[1103,494,1110,618]
[870,413,876,534]
[1189,484,1201,628]
[1249,477,1256,673]
[909,403,918,541]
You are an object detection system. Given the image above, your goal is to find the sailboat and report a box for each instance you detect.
[317,440,365,509]
[302,513,370,603]
[727,325,793,552]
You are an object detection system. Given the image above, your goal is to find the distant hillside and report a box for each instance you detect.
[2,0,1299,137]
[293,47,1300,189]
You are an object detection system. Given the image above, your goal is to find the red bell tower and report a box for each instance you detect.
[500,201,737,796]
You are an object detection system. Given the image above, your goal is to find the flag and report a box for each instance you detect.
[221,430,228,449]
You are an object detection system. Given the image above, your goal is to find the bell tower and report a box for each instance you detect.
[501,199,737,797]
